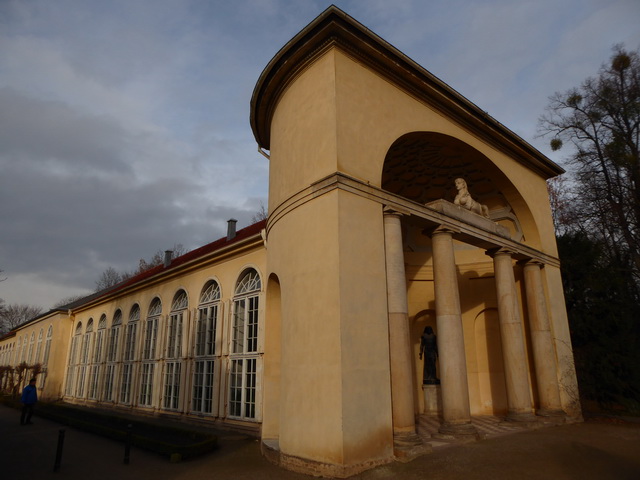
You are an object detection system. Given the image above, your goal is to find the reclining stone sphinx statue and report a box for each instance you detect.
[453,178,490,218]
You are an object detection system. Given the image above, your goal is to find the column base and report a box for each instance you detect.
[262,438,392,478]
[435,421,480,441]
[393,432,430,461]
[536,408,565,417]
[422,384,442,415]
[536,409,566,425]
[505,411,539,427]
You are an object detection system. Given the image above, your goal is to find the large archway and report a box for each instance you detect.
[382,132,530,242]
[381,132,543,421]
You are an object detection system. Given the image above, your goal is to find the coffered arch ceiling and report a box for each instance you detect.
[382,132,526,241]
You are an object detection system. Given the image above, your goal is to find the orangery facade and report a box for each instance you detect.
[1,7,581,477]
[1,220,268,432]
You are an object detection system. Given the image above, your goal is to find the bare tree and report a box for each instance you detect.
[94,266,124,292]
[251,201,268,223]
[0,304,43,334]
[546,176,579,235]
[53,244,190,309]
[53,294,87,309]
[539,45,640,284]
[132,243,188,275]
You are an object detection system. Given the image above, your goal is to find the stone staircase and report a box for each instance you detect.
[417,415,532,450]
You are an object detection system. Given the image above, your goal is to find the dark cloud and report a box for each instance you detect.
[0,88,133,174]
[0,0,638,309]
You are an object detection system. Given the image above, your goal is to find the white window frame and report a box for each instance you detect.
[162,291,187,411]
[120,305,140,405]
[228,269,261,421]
[27,333,35,364]
[35,329,43,364]
[88,316,106,400]
[163,361,181,410]
[65,323,82,396]
[139,363,155,407]
[76,321,92,398]
[104,311,122,402]
[192,281,221,415]
[140,298,162,407]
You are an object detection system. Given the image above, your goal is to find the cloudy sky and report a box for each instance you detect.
[1,0,638,310]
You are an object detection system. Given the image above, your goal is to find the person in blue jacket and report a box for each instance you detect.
[20,378,38,425]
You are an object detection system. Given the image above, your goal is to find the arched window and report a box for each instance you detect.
[229,269,261,420]
[14,337,21,365]
[236,270,261,296]
[123,305,140,361]
[232,270,261,354]
[140,298,162,407]
[94,315,107,362]
[88,315,107,400]
[43,326,53,366]
[163,290,188,410]
[167,291,187,358]
[200,281,221,304]
[65,322,83,396]
[192,281,220,414]
[27,332,35,364]
[35,329,43,364]
[20,334,28,363]
[129,304,141,321]
[76,318,93,398]
[107,310,122,361]
[120,305,140,404]
[37,325,53,389]
[104,310,122,401]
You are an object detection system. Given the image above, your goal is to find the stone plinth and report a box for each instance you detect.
[423,384,442,415]
[426,200,511,239]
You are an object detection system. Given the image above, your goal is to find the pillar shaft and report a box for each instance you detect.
[383,211,416,434]
[431,227,474,433]
[522,260,563,415]
[491,249,535,420]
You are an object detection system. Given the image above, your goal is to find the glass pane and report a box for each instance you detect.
[200,281,221,303]
[233,300,246,353]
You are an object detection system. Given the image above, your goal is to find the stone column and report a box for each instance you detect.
[431,226,476,436]
[522,260,564,416]
[489,248,536,421]
[384,211,427,458]
[383,210,417,436]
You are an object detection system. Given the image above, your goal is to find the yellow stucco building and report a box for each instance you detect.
[1,7,580,478]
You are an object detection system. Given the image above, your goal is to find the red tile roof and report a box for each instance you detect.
[95,219,267,300]
[0,220,267,335]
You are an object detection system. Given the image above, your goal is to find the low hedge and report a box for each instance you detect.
[1,397,217,461]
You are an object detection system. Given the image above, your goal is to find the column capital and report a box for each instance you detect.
[486,246,518,259]
[424,224,460,238]
[517,258,546,269]
[383,205,411,217]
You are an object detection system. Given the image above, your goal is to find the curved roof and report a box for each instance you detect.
[250,5,563,178]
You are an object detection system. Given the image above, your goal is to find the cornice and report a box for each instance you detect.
[266,172,561,268]
[71,233,265,314]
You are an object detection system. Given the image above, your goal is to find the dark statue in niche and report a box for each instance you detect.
[419,326,440,385]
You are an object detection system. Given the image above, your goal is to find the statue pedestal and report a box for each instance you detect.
[422,384,442,415]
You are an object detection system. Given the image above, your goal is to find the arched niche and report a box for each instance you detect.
[381,132,537,243]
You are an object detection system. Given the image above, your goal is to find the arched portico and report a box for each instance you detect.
[383,132,534,243]
[252,5,577,477]
[378,132,566,426]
